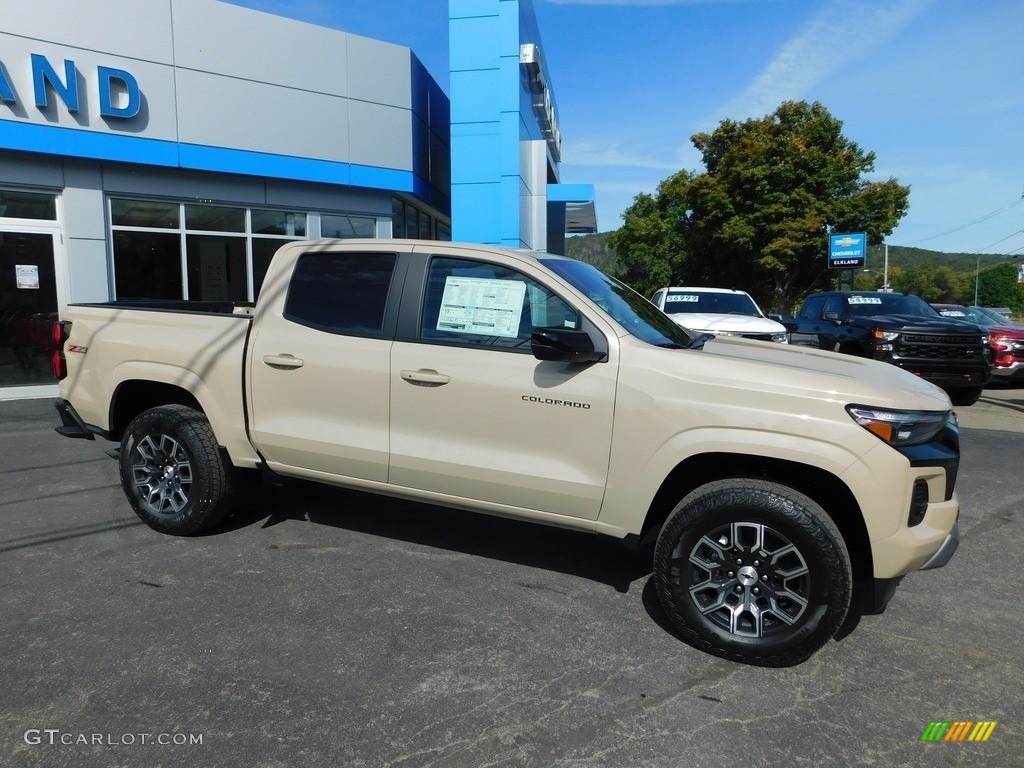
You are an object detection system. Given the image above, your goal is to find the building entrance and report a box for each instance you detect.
[0,230,61,391]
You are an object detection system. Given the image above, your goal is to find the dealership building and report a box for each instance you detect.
[0,0,595,398]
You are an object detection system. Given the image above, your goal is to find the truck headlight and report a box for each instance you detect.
[771,332,789,343]
[846,405,951,446]
[873,330,899,341]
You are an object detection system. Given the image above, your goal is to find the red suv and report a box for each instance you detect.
[934,305,1024,383]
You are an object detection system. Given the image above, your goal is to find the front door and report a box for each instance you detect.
[0,230,62,391]
[389,255,617,521]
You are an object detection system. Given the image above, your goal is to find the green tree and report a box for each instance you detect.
[976,261,1024,311]
[609,170,693,298]
[890,264,972,302]
[612,101,910,312]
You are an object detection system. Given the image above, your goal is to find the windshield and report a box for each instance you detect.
[663,290,761,317]
[845,294,938,317]
[540,259,696,348]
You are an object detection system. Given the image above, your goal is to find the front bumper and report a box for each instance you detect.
[919,523,960,570]
[990,359,1024,380]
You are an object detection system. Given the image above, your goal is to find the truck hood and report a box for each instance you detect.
[670,313,786,335]
[846,314,986,334]
[694,334,952,410]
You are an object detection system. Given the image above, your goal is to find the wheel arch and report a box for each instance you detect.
[640,452,873,590]
[109,380,203,440]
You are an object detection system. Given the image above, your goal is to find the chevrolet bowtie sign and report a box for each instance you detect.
[829,232,867,269]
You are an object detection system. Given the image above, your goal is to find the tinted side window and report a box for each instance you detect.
[799,295,826,320]
[284,252,396,336]
[823,295,846,317]
[420,257,578,350]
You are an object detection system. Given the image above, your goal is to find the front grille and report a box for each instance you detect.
[740,333,776,342]
[898,333,984,361]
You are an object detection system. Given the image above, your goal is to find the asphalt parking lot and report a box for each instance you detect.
[1,391,1022,767]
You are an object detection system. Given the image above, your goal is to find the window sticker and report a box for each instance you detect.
[15,265,40,290]
[847,296,882,305]
[436,276,527,338]
[666,294,700,303]
[940,310,965,317]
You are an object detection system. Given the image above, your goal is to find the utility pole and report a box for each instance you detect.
[883,243,889,291]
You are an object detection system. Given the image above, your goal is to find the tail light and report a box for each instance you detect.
[52,321,71,380]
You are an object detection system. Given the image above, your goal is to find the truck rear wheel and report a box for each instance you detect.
[119,405,233,535]
[653,479,852,667]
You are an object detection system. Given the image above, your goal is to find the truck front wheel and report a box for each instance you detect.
[653,479,852,666]
[119,405,233,535]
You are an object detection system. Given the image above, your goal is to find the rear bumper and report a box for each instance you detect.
[54,399,98,440]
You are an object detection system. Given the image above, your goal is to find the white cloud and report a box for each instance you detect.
[543,1,748,5]
[561,141,680,170]
[703,0,936,125]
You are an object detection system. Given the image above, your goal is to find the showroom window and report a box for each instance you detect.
[321,214,375,239]
[0,189,58,220]
[110,199,308,301]
[391,197,449,241]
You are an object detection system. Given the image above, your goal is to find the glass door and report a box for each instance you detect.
[0,231,61,390]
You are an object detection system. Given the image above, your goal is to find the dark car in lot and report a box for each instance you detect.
[785,291,991,405]
[933,304,1024,383]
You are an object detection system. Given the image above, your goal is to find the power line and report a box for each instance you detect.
[974,229,1024,253]
[903,197,1023,247]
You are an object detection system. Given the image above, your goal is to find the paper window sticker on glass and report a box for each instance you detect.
[666,294,699,302]
[848,296,882,304]
[436,276,527,338]
[16,265,40,289]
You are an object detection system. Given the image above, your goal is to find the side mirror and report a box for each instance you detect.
[822,311,840,322]
[531,328,605,363]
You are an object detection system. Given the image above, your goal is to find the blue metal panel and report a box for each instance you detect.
[450,70,504,124]
[450,15,503,72]
[449,0,501,19]
[450,125,502,182]
[453,183,502,243]
[0,120,179,166]
[547,183,595,202]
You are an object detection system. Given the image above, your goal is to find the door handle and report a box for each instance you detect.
[263,354,305,369]
[400,369,450,387]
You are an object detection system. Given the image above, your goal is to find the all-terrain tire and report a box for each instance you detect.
[653,479,852,667]
[119,405,233,535]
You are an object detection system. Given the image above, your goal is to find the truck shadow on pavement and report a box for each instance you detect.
[213,476,653,595]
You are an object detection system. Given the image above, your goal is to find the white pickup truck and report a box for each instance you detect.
[53,239,960,666]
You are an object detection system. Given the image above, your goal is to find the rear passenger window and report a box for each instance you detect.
[284,252,396,336]
[420,257,578,350]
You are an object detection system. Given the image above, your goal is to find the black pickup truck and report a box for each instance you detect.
[785,291,991,405]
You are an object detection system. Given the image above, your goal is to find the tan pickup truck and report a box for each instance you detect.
[53,239,960,666]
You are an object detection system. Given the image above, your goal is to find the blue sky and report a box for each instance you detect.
[223,0,1023,257]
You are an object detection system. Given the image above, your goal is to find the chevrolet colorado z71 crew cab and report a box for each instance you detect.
[53,240,960,666]
[785,291,991,405]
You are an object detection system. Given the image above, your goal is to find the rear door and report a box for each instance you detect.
[247,246,403,482]
[388,253,617,521]
[789,295,830,348]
